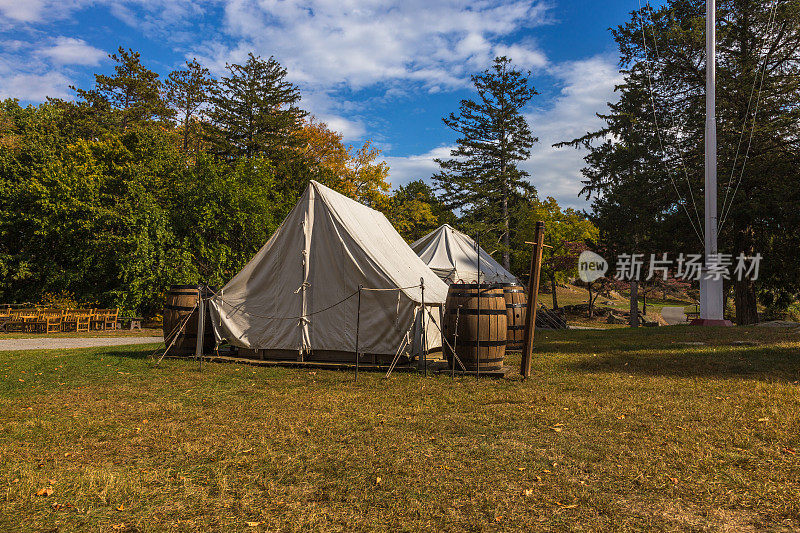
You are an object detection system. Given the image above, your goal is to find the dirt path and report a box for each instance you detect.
[0,336,163,351]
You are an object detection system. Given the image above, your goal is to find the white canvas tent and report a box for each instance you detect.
[410,224,518,284]
[208,180,448,361]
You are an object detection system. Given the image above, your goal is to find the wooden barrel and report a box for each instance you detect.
[502,283,527,350]
[163,285,215,356]
[442,283,507,372]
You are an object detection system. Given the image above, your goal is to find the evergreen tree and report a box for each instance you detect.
[165,59,214,153]
[75,47,173,131]
[432,56,538,270]
[204,53,306,161]
[563,0,800,324]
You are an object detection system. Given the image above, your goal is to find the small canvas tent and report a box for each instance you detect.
[208,180,448,361]
[410,224,518,284]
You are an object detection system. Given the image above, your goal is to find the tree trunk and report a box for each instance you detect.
[734,278,759,325]
[550,274,558,309]
[734,226,758,325]
[183,107,191,152]
[642,292,647,316]
[588,283,594,318]
[629,281,639,327]
[502,174,510,270]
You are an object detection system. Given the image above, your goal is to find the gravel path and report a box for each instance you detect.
[0,336,163,351]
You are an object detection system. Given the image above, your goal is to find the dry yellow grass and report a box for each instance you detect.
[1,325,799,531]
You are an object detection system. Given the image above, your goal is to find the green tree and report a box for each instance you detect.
[511,195,598,308]
[563,0,800,324]
[432,56,538,269]
[75,47,174,131]
[0,100,194,314]
[165,59,214,153]
[167,154,290,286]
[204,53,306,161]
[381,180,456,242]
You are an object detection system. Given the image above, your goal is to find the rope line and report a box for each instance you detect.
[639,0,706,247]
[209,283,433,321]
[643,1,705,238]
[720,0,780,229]
[150,302,198,365]
[720,0,778,217]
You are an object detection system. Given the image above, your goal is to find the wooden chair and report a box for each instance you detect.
[32,310,63,334]
[6,315,26,333]
[91,309,109,331]
[104,309,119,330]
[62,310,91,333]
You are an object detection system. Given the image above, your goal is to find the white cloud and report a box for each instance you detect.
[0,72,71,101]
[522,55,622,209]
[318,114,367,142]
[38,37,106,66]
[493,43,548,70]
[381,55,621,208]
[0,0,49,22]
[201,0,550,90]
[383,145,454,188]
[0,0,208,30]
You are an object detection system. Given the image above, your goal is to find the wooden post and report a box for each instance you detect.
[355,285,362,382]
[521,222,545,379]
[195,284,205,371]
[476,234,481,381]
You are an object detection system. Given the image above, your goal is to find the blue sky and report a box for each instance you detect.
[0,0,645,209]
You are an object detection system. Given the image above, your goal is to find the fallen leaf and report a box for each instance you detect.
[523,489,534,497]
[246,521,261,527]
[111,524,126,531]
[64,452,72,457]
[551,427,563,433]
[47,479,56,485]
[495,516,502,522]
[36,487,53,497]
[116,504,124,511]
[517,467,526,471]
[561,504,578,509]
[670,477,678,484]
[375,477,382,485]
[758,417,769,422]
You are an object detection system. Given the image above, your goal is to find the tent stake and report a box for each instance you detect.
[420,277,427,377]
[195,284,205,372]
[355,285,362,382]
[451,306,460,379]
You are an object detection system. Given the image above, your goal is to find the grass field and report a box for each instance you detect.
[1,326,799,531]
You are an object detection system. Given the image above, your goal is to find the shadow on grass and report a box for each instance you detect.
[559,344,800,382]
